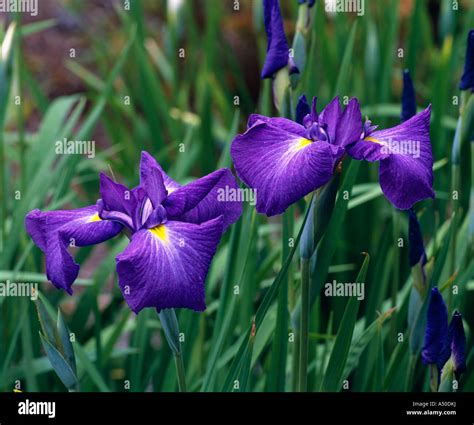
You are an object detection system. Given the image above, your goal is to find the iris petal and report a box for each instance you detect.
[25,206,122,293]
[165,168,242,231]
[140,151,181,194]
[335,97,363,147]
[247,114,307,136]
[231,121,344,216]
[116,217,224,313]
[319,96,342,144]
[348,106,433,210]
[139,152,168,207]
[99,173,136,216]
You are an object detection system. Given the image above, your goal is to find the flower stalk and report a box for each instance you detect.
[298,256,310,392]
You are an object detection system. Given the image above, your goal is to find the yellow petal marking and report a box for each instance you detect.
[149,224,168,243]
[364,136,384,145]
[89,214,101,222]
[295,137,312,151]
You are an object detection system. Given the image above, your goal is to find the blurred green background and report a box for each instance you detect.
[0,0,473,392]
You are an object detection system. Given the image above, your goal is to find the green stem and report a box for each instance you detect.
[405,354,416,391]
[174,352,187,392]
[448,163,460,314]
[298,258,311,392]
[390,209,400,348]
[430,364,439,392]
[292,331,300,392]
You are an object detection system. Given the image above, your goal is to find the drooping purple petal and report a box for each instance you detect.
[422,288,450,369]
[401,69,416,122]
[165,168,242,231]
[335,98,363,147]
[231,121,344,216]
[116,217,224,313]
[459,30,474,91]
[408,208,426,267]
[449,311,467,375]
[261,0,294,79]
[375,106,434,209]
[25,206,122,293]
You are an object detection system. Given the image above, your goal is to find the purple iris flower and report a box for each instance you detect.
[459,30,474,91]
[25,151,242,313]
[449,311,467,376]
[261,0,298,79]
[231,96,360,216]
[422,288,451,370]
[231,95,433,216]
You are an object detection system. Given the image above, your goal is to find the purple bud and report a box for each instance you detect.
[460,30,474,90]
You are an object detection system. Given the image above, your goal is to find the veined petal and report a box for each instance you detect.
[99,173,135,216]
[261,0,292,79]
[335,97,362,147]
[139,151,168,207]
[165,169,242,231]
[319,96,342,144]
[247,114,307,136]
[116,217,223,313]
[25,206,122,293]
[231,122,344,216]
[140,151,181,194]
[351,106,434,209]
[346,139,390,162]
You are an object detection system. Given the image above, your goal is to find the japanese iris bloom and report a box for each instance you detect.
[231,96,434,216]
[25,152,242,313]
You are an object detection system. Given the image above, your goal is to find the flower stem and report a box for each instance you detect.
[430,364,439,392]
[389,209,400,349]
[173,352,187,392]
[448,163,460,315]
[298,257,311,392]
